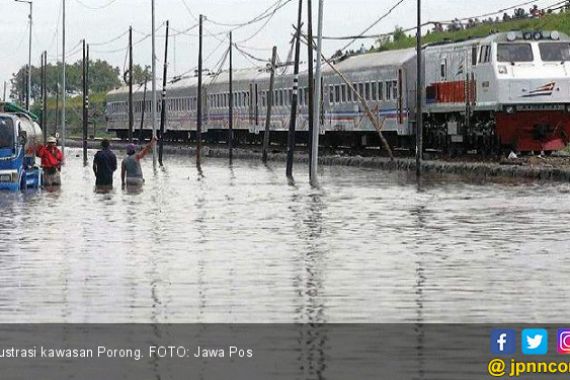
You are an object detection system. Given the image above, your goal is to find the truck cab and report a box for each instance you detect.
[0,106,43,191]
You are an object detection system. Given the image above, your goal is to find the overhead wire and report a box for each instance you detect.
[337,0,409,52]
[73,0,120,10]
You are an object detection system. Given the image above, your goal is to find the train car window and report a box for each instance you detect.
[472,46,478,65]
[385,81,392,100]
[483,45,490,62]
[478,46,484,63]
[335,85,341,104]
[358,83,364,99]
[371,82,377,101]
[347,85,352,102]
[497,43,533,62]
[539,43,570,61]
[440,59,447,78]
[365,83,371,101]
[392,80,398,99]
[341,85,347,103]
[289,89,293,105]
[378,82,384,100]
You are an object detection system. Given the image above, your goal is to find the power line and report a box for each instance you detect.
[338,0,409,52]
[323,0,559,42]
[73,0,120,10]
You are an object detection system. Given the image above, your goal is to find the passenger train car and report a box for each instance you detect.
[106,30,570,153]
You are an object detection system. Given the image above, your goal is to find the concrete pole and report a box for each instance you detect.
[311,0,324,186]
[62,0,66,155]
[151,0,157,168]
[416,0,423,177]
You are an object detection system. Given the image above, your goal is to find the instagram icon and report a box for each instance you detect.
[558,329,570,354]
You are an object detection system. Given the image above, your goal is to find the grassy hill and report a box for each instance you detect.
[377,11,570,51]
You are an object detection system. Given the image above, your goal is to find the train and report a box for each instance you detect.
[106,30,570,154]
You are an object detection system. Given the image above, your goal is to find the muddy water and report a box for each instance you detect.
[0,148,568,322]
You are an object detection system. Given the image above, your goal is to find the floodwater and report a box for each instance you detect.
[0,148,568,323]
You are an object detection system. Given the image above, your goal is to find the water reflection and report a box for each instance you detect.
[0,149,569,323]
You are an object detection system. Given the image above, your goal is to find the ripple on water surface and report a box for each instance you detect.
[0,149,568,323]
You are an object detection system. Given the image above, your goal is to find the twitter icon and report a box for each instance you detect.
[522,329,548,355]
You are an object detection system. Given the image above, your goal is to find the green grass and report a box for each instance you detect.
[377,12,570,51]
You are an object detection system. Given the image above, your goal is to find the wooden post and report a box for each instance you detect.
[229,31,233,161]
[159,20,169,166]
[286,0,303,178]
[262,46,277,163]
[197,14,203,167]
[306,0,315,179]
[82,39,88,166]
[128,26,134,143]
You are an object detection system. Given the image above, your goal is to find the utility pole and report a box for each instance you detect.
[416,0,423,177]
[197,14,203,167]
[262,46,277,163]
[15,0,33,110]
[82,40,88,166]
[306,0,315,181]
[311,0,324,186]
[228,31,233,161]
[140,76,148,143]
[3,81,6,102]
[44,51,47,142]
[62,0,66,155]
[151,0,157,169]
[159,20,169,166]
[40,51,46,144]
[86,44,90,141]
[286,0,303,178]
[128,26,134,143]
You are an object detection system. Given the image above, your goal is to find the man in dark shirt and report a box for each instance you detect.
[93,139,117,187]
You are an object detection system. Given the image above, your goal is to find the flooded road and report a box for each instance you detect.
[0,149,568,323]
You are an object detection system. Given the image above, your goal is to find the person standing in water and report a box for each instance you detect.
[93,139,117,188]
[121,137,156,188]
[36,136,64,186]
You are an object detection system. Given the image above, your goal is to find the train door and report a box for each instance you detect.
[254,83,259,128]
[249,83,255,132]
[398,69,404,125]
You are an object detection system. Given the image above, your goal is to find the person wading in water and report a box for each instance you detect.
[36,136,64,186]
[121,137,156,189]
[93,139,117,188]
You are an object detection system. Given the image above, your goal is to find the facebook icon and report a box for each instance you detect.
[491,329,516,355]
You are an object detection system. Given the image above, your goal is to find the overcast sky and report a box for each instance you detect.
[0,0,557,98]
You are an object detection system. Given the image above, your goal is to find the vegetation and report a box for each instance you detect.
[10,60,150,135]
[375,11,570,52]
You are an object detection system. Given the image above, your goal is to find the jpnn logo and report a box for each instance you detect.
[522,329,548,355]
[491,329,516,355]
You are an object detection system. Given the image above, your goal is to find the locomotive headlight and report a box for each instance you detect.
[498,65,508,74]
[551,31,561,40]
[533,31,543,40]
[506,106,516,114]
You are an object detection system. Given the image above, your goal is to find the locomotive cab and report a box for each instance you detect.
[490,31,570,152]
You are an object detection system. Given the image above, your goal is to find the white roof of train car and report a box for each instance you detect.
[108,48,417,97]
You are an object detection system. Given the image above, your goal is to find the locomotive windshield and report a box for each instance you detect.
[0,117,14,149]
[497,43,534,62]
[539,43,570,62]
